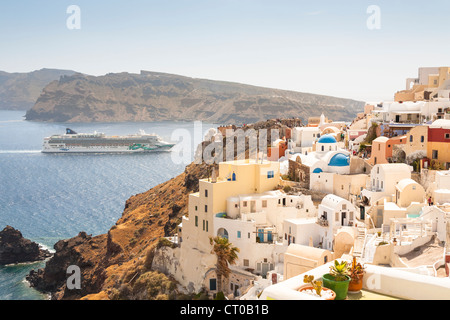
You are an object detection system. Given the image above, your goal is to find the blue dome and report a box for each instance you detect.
[318,134,337,144]
[313,168,323,174]
[328,153,350,167]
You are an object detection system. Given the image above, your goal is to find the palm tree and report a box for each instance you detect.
[209,236,240,293]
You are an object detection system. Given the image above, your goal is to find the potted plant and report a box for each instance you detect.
[322,260,351,300]
[348,256,366,294]
[299,275,336,300]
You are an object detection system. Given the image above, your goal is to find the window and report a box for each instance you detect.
[243,201,247,207]
[205,205,208,213]
[446,134,450,139]
[410,135,413,143]
[433,150,438,160]
[243,259,249,267]
[267,170,275,179]
[206,220,209,232]
[195,216,198,227]
[335,213,339,222]
[321,146,324,152]
[195,206,198,211]
[248,232,251,239]
[203,220,205,231]
[421,136,425,143]
[262,200,267,208]
[324,256,328,263]
[205,189,208,197]
[342,204,347,210]
[237,231,241,238]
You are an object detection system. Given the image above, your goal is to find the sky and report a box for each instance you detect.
[0,0,449,102]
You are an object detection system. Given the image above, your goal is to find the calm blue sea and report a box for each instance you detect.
[0,110,214,300]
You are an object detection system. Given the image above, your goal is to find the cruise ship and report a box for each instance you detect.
[42,128,175,153]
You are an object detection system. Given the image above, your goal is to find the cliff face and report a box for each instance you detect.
[0,69,76,110]
[25,71,364,124]
[27,162,215,300]
[0,226,52,265]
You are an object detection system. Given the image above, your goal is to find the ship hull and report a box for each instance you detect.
[42,145,174,154]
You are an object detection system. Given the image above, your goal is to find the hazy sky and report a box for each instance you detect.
[0,0,449,102]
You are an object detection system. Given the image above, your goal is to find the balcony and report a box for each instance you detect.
[316,218,329,227]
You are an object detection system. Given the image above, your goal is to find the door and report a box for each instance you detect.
[282,198,286,206]
[267,231,273,242]
[341,212,347,226]
[209,278,217,291]
[250,201,256,213]
[395,115,400,123]
[258,229,264,242]
[261,264,269,277]
[376,209,383,228]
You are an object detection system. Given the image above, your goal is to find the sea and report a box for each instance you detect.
[0,110,215,300]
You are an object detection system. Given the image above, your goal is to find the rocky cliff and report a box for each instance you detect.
[0,69,76,110]
[0,226,52,265]
[25,70,364,124]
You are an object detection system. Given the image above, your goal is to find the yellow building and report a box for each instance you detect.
[182,159,281,253]
[395,66,450,102]
[427,120,450,169]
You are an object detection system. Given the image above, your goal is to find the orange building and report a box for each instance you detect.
[267,139,288,161]
[368,135,407,165]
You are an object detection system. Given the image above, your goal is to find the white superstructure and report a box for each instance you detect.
[42,128,174,153]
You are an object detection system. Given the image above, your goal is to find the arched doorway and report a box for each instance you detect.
[217,228,229,239]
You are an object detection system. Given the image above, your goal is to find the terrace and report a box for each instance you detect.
[258,258,450,300]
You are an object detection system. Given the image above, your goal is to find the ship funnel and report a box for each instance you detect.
[66,128,78,134]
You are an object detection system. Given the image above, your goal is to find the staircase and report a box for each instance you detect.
[352,226,367,258]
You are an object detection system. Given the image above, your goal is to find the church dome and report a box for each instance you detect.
[328,153,350,167]
[318,134,337,144]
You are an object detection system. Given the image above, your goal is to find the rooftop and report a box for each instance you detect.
[318,134,337,144]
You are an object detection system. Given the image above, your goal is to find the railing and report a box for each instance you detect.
[316,218,329,227]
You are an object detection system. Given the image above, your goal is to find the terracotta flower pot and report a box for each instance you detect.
[299,285,336,300]
[348,275,364,293]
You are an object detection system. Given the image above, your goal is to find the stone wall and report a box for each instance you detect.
[287,158,310,189]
